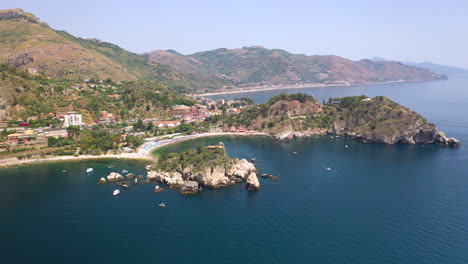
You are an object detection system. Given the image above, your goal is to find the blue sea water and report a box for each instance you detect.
[1,78,468,263]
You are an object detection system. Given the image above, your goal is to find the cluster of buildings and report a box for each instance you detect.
[172,104,212,121]
[151,98,252,129]
[0,128,68,151]
[96,111,116,125]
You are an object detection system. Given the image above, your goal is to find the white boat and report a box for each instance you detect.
[113,189,120,196]
[122,170,128,174]
[345,145,349,148]
[323,165,332,171]
[158,203,166,207]
[86,168,94,173]
[293,151,298,154]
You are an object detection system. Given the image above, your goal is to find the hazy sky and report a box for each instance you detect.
[4,0,468,68]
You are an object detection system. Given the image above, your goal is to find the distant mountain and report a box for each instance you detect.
[0,8,223,90]
[146,46,447,89]
[371,57,468,77]
[0,8,448,93]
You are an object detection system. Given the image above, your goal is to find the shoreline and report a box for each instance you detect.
[0,152,152,169]
[0,132,267,169]
[195,79,433,96]
[140,132,268,157]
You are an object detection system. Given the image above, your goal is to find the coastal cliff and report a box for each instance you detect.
[208,93,461,147]
[147,145,259,194]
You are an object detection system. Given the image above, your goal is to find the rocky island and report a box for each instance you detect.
[206,93,461,147]
[147,144,259,194]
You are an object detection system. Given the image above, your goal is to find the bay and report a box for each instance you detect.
[1,77,468,263]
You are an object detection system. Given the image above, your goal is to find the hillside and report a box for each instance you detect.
[0,64,196,121]
[371,57,468,77]
[0,8,223,90]
[205,93,460,147]
[146,46,447,89]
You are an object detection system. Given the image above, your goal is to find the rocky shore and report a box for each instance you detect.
[147,158,259,194]
[248,95,461,148]
[147,145,260,194]
[269,125,461,148]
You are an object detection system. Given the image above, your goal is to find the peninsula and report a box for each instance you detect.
[204,93,461,147]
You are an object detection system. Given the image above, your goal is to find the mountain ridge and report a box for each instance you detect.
[146,46,447,91]
[370,57,468,77]
[0,8,224,91]
[0,8,448,93]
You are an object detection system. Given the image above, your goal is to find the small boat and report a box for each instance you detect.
[122,184,129,188]
[293,151,298,154]
[62,170,66,173]
[113,189,120,196]
[323,165,332,171]
[154,185,164,193]
[251,158,257,163]
[107,165,115,168]
[86,168,94,173]
[122,170,128,174]
[158,203,166,207]
[345,145,349,148]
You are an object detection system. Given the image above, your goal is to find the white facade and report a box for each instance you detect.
[63,112,83,127]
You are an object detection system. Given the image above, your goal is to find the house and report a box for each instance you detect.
[153,121,181,128]
[27,68,39,75]
[63,112,83,127]
[4,130,47,148]
[98,111,116,124]
[108,94,121,100]
[206,145,224,150]
[227,108,240,115]
[0,121,7,127]
[172,105,191,118]
[44,128,69,138]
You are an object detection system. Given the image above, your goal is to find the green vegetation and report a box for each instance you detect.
[267,93,316,105]
[0,64,196,121]
[204,93,317,129]
[156,146,229,172]
[44,127,143,155]
[148,46,444,91]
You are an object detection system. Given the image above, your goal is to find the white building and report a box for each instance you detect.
[63,112,83,127]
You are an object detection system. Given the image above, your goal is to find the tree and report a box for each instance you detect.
[146,122,154,131]
[179,123,193,134]
[47,136,58,147]
[134,119,144,131]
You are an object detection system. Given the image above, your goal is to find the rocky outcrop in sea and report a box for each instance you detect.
[147,158,259,194]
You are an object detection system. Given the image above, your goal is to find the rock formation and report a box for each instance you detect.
[106,172,124,182]
[245,94,461,147]
[246,172,261,191]
[148,158,258,194]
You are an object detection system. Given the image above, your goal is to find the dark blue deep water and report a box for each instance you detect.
[1,78,468,263]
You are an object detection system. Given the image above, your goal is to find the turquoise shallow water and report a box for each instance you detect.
[1,77,468,263]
